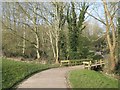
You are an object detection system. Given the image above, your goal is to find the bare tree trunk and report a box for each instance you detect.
[109,50,116,71]
[35,31,40,59]
[102,0,116,72]
[22,26,26,55]
[48,29,56,60]
[55,31,59,64]
[33,27,40,59]
[54,4,60,64]
[33,5,40,59]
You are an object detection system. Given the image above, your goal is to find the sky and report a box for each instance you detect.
[84,1,106,31]
[1,1,118,32]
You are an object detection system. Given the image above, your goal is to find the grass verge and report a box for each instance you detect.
[68,69,118,89]
[2,58,59,89]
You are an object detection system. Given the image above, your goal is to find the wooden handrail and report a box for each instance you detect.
[83,59,105,70]
[60,60,83,66]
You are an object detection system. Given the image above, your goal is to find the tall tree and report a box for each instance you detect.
[58,3,67,60]
[2,2,42,59]
[67,2,89,59]
[53,2,66,63]
[85,1,118,73]
[40,2,67,63]
[102,0,118,73]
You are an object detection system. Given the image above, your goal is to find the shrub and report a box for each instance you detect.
[93,54,103,60]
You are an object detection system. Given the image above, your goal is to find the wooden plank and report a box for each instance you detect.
[60,60,70,66]
[83,61,89,64]
[61,60,69,63]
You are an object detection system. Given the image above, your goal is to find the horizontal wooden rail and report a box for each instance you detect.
[83,59,105,70]
[60,59,92,66]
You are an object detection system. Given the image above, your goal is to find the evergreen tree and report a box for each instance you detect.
[67,2,89,59]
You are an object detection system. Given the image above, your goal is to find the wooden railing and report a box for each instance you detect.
[60,59,92,66]
[60,59,105,70]
[82,59,105,70]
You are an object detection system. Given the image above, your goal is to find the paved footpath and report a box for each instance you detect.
[17,65,84,89]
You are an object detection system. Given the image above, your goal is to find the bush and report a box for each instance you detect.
[115,60,120,75]
[69,51,80,60]
[93,54,103,60]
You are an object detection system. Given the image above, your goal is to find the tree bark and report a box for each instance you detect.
[35,30,40,59]
[33,5,40,59]
[22,26,26,55]
[55,30,59,64]
[102,0,116,72]
[48,29,56,60]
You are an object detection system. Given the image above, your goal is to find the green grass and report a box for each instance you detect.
[2,58,58,89]
[68,69,118,89]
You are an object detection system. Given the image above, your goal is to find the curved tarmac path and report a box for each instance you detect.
[17,65,84,89]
